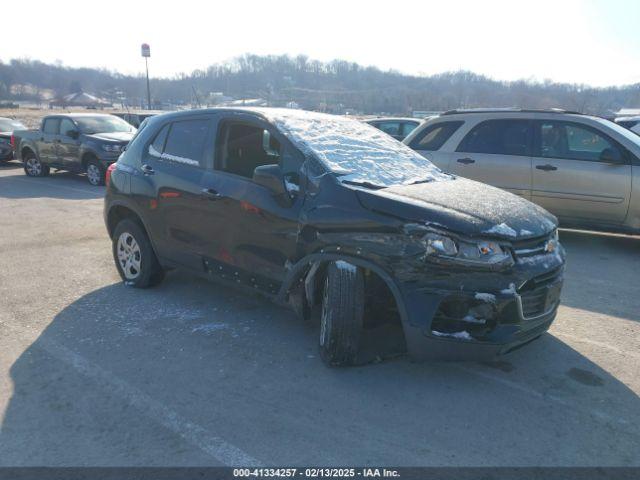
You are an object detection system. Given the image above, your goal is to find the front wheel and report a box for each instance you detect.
[319,261,365,366]
[86,159,105,186]
[23,152,50,177]
[112,219,165,288]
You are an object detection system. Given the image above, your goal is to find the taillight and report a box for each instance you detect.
[10,135,15,149]
[106,163,117,187]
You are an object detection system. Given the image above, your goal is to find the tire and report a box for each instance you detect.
[23,151,50,177]
[112,219,165,288]
[319,261,365,366]
[86,158,105,186]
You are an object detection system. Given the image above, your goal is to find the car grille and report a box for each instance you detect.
[518,267,562,319]
[511,234,550,259]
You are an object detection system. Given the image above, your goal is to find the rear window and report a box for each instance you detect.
[457,119,530,156]
[152,119,209,167]
[410,121,463,151]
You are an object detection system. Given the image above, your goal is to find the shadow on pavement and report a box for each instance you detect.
[1,272,638,465]
[0,169,103,200]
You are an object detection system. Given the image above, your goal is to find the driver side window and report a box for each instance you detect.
[216,122,282,179]
[59,119,77,137]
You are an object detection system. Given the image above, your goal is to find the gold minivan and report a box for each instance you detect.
[404,109,640,234]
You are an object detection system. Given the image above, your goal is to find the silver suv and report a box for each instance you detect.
[404,109,640,234]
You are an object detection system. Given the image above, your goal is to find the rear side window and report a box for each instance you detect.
[150,119,209,167]
[375,121,401,136]
[457,119,530,156]
[43,119,60,134]
[410,121,463,151]
[401,122,419,137]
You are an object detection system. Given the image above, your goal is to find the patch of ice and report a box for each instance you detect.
[253,108,450,187]
[474,292,496,303]
[192,323,228,335]
[484,222,517,238]
[501,283,517,295]
[431,330,473,341]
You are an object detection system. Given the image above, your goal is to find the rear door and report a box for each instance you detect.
[39,118,61,164]
[531,120,632,224]
[450,119,533,199]
[140,116,215,270]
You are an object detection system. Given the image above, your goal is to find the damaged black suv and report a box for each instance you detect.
[104,108,565,366]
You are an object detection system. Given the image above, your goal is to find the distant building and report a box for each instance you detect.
[49,92,111,109]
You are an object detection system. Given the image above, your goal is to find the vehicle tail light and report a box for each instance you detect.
[106,162,117,187]
[10,135,15,149]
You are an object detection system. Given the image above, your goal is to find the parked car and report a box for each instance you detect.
[13,114,136,185]
[113,111,161,128]
[104,108,564,366]
[615,115,640,135]
[365,117,423,141]
[0,117,26,162]
[404,108,640,234]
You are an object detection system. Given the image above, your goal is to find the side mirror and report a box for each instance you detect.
[600,147,624,164]
[253,164,286,195]
[66,129,80,139]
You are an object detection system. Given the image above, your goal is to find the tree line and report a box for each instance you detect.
[1,55,638,115]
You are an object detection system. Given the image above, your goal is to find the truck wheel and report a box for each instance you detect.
[112,219,165,288]
[319,261,364,366]
[23,152,50,177]
[86,159,104,186]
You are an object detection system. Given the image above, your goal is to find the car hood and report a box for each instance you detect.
[355,177,557,240]
[85,132,134,142]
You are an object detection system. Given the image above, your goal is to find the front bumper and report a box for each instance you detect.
[396,248,565,361]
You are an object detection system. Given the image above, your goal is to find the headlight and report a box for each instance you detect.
[102,144,122,152]
[545,229,559,253]
[408,227,514,269]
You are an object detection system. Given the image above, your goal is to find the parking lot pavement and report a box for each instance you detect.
[0,163,638,467]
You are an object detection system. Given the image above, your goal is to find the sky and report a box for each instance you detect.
[4,0,640,87]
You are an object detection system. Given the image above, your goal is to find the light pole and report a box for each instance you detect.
[141,43,151,110]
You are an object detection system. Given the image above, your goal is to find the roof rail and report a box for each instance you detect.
[441,108,584,116]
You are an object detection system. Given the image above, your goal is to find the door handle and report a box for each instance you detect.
[535,164,558,171]
[201,188,223,200]
[141,164,155,175]
[457,157,475,164]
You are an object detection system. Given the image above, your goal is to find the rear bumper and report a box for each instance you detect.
[0,146,13,160]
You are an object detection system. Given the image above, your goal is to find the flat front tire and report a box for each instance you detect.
[112,219,165,288]
[319,261,365,366]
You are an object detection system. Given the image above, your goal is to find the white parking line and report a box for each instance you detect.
[0,320,261,466]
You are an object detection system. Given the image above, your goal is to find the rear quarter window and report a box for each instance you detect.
[152,119,210,167]
[409,121,463,151]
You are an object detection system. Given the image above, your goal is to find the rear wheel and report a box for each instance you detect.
[112,219,165,288]
[319,261,365,366]
[23,151,49,177]
[86,158,104,186]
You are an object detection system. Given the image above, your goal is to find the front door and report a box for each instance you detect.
[449,119,533,199]
[199,118,303,293]
[57,118,81,170]
[531,120,632,224]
